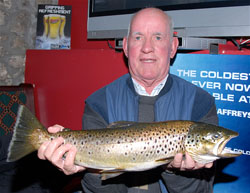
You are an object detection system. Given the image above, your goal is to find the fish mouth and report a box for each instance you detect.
[216,133,242,158]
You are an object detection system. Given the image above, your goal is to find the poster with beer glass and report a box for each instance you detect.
[35,5,72,49]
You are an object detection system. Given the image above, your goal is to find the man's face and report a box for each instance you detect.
[123,9,178,85]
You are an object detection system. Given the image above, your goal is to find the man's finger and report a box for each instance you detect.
[169,153,183,168]
[43,137,65,161]
[182,152,195,170]
[48,125,65,133]
[37,141,50,160]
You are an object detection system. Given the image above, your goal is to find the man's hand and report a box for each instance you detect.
[37,125,86,175]
[167,153,213,171]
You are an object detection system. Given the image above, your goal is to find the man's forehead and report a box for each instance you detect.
[130,31,165,36]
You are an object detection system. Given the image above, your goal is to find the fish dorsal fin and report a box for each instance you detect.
[107,121,138,128]
[100,169,125,180]
[61,128,71,132]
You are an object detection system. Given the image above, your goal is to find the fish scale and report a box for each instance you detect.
[7,105,242,180]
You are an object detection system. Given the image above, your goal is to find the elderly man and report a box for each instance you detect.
[38,7,218,193]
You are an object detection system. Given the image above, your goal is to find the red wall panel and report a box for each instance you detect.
[25,49,128,130]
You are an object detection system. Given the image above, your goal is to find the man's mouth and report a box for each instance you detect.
[140,58,156,63]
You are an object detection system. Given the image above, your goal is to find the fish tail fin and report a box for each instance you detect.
[7,105,46,162]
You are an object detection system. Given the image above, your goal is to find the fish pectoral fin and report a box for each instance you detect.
[155,157,174,164]
[100,169,125,180]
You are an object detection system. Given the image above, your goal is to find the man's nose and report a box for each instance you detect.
[141,38,154,53]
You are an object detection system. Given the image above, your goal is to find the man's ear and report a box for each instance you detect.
[123,37,128,57]
[170,37,179,59]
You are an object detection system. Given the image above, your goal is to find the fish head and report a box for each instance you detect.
[185,122,242,164]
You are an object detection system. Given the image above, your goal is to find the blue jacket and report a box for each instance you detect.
[82,73,218,193]
[85,73,217,124]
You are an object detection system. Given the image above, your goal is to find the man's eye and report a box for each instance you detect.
[155,36,161,40]
[135,36,141,40]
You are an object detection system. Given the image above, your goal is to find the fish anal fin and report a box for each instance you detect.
[100,168,125,180]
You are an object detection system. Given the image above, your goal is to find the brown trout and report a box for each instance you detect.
[8,105,241,179]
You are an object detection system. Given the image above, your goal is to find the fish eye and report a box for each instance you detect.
[212,133,222,140]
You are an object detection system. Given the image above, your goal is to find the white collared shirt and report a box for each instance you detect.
[132,74,169,96]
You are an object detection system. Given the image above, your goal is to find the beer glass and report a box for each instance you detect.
[59,15,66,38]
[48,14,61,39]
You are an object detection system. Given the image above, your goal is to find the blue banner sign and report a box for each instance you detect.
[170,54,250,193]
